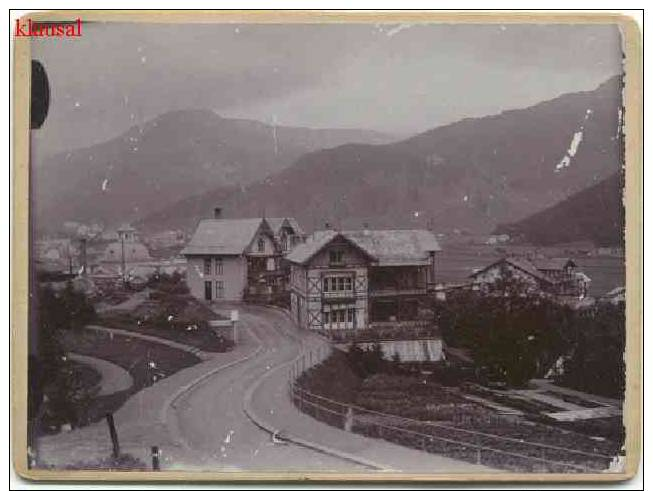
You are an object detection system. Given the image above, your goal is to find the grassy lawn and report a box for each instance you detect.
[41,453,148,471]
[68,359,102,393]
[99,306,231,352]
[96,274,232,352]
[43,329,200,433]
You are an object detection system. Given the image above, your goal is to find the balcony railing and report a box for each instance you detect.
[369,286,427,297]
[368,319,433,329]
[322,289,356,299]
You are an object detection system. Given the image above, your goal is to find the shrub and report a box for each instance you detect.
[298,350,362,402]
[147,271,189,295]
[557,303,625,398]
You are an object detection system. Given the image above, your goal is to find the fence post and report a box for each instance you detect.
[151,446,160,470]
[105,413,120,458]
[344,407,353,432]
[476,447,482,465]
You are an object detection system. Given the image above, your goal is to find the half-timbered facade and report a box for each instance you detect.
[286,229,440,333]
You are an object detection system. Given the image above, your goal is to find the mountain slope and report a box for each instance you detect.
[140,76,624,234]
[494,171,624,246]
[33,110,391,231]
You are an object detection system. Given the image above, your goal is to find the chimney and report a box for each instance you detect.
[325,222,330,230]
[363,222,370,236]
[213,207,222,219]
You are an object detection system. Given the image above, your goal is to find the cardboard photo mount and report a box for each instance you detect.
[11,9,643,483]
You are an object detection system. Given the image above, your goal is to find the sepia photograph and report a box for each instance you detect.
[12,10,642,482]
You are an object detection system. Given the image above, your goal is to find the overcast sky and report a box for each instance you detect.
[31,22,623,156]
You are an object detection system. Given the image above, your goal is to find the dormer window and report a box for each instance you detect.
[257,237,265,253]
[329,249,344,265]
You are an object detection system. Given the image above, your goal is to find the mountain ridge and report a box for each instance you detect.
[33,109,392,232]
[138,76,623,236]
[494,171,624,246]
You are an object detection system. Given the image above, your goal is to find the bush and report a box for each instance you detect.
[147,271,189,295]
[345,343,391,378]
[557,303,625,399]
[298,350,362,402]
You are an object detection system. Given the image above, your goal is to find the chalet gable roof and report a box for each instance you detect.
[470,257,553,284]
[266,217,304,237]
[181,218,277,256]
[286,229,441,266]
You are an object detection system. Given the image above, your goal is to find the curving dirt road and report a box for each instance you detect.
[167,304,368,472]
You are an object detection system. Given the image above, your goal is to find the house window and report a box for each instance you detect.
[215,280,224,299]
[257,237,265,253]
[323,275,354,294]
[329,249,344,265]
[203,257,211,275]
[266,258,276,271]
[323,306,356,329]
[281,235,288,251]
[215,258,223,275]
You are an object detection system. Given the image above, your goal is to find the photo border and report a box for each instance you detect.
[10,9,643,483]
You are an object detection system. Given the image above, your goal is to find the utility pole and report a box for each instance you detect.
[79,237,87,276]
[120,234,126,285]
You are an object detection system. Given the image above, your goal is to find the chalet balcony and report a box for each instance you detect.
[318,319,439,343]
[368,319,433,329]
[368,286,427,297]
[321,289,356,301]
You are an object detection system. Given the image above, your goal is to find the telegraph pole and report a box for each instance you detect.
[120,234,126,285]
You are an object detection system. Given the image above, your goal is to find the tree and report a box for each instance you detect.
[558,303,625,398]
[435,276,574,387]
[29,284,97,427]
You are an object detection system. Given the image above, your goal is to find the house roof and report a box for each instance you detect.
[532,257,576,271]
[181,218,271,256]
[470,257,553,284]
[266,217,304,237]
[286,229,441,266]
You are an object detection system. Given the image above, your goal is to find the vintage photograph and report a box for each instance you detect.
[16,13,638,479]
